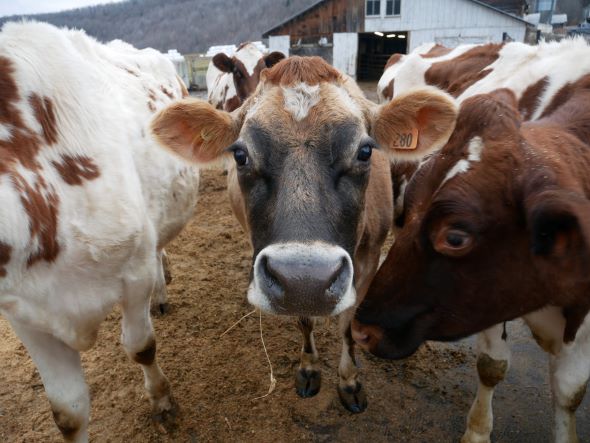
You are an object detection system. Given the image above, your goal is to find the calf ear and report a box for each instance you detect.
[151,99,239,164]
[213,53,234,73]
[264,51,286,68]
[526,189,590,279]
[373,87,457,161]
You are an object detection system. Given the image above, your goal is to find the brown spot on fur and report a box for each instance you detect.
[425,43,503,97]
[539,75,590,119]
[148,89,157,102]
[160,85,174,99]
[264,56,341,86]
[29,94,58,145]
[224,95,241,112]
[124,67,139,77]
[148,101,157,112]
[0,242,11,277]
[519,77,549,120]
[134,339,156,365]
[384,53,403,70]
[421,44,453,58]
[568,384,587,412]
[383,79,394,101]
[476,353,508,387]
[52,155,100,186]
[52,409,80,440]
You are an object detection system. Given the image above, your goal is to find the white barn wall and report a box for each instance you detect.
[269,35,290,57]
[365,0,527,51]
[333,33,358,78]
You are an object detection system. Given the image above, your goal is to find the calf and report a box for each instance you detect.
[353,81,590,442]
[206,42,284,111]
[0,21,198,441]
[152,56,397,412]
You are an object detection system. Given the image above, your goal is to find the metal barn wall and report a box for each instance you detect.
[364,0,527,51]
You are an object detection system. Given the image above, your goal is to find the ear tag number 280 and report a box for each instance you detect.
[392,127,419,150]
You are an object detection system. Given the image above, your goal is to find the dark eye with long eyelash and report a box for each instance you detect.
[233,148,249,166]
[357,144,372,162]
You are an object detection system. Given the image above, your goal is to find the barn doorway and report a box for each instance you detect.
[357,31,408,80]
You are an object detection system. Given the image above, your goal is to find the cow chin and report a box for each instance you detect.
[247,242,356,317]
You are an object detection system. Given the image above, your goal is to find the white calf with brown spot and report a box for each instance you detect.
[0,21,199,441]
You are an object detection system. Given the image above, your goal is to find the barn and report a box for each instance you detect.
[264,0,533,80]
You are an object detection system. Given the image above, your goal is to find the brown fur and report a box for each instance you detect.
[421,44,453,59]
[160,85,174,100]
[52,155,100,186]
[134,339,157,365]
[151,98,240,163]
[425,43,503,97]
[383,79,394,101]
[519,76,549,120]
[374,88,458,158]
[29,94,58,145]
[176,75,189,98]
[0,242,11,277]
[263,56,342,86]
[384,53,403,70]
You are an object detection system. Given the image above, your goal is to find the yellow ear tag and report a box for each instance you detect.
[392,127,419,150]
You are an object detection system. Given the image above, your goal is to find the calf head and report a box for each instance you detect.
[151,57,455,317]
[353,88,590,359]
[213,43,285,106]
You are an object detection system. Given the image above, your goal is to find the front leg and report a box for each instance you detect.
[295,316,321,397]
[462,324,510,443]
[337,308,367,413]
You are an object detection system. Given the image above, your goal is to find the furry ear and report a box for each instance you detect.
[264,51,286,68]
[373,87,458,161]
[213,53,234,73]
[526,188,590,281]
[151,99,239,164]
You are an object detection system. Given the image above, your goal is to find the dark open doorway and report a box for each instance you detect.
[357,31,408,80]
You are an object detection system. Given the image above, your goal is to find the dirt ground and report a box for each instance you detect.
[1,84,589,442]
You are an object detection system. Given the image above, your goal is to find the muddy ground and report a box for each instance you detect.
[1,84,589,442]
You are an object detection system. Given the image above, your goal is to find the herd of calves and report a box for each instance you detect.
[1,20,590,443]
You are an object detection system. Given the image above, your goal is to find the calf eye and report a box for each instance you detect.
[433,227,473,257]
[233,148,249,166]
[357,145,372,162]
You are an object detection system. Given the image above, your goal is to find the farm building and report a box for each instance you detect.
[264,0,533,80]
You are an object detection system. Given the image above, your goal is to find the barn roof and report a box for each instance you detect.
[263,0,531,37]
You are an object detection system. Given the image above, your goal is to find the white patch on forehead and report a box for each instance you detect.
[282,82,320,121]
[440,136,485,187]
[235,44,263,77]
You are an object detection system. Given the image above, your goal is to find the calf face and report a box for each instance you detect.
[152,57,455,317]
[213,45,285,105]
[353,89,590,358]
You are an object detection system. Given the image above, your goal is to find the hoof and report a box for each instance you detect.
[151,302,171,316]
[295,368,321,398]
[337,381,367,413]
[152,397,178,434]
[461,430,491,443]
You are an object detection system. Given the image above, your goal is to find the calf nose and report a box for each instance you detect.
[249,242,355,316]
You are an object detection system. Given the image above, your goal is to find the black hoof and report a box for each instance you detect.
[152,399,178,434]
[151,303,171,317]
[295,368,321,398]
[337,381,368,413]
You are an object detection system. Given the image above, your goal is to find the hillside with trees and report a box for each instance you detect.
[0,0,318,53]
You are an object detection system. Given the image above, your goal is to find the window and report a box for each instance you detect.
[386,0,401,15]
[366,0,380,16]
[536,0,553,11]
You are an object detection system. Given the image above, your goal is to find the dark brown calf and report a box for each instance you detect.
[354,81,590,442]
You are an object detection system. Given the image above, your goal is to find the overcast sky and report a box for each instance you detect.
[0,1,125,17]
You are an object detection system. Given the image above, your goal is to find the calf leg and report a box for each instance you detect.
[151,250,171,316]
[295,317,321,397]
[121,262,176,429]
[9,321,89,442]
[337,308,367,413]
[550,339,590,443]
[462,324,510,443]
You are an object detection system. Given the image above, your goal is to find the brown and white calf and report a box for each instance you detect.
[206,42,284,112]
[0,21,198,441]
[353,77,590,442]
[153,56,394,412]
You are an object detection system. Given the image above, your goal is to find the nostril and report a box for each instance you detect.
[327,257,349,296]
[259,255,284,296]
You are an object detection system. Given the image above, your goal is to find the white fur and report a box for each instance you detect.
[440,136,484,186]
[248,241,355,316]
[0,21,199,439]
[282,82,321,121]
